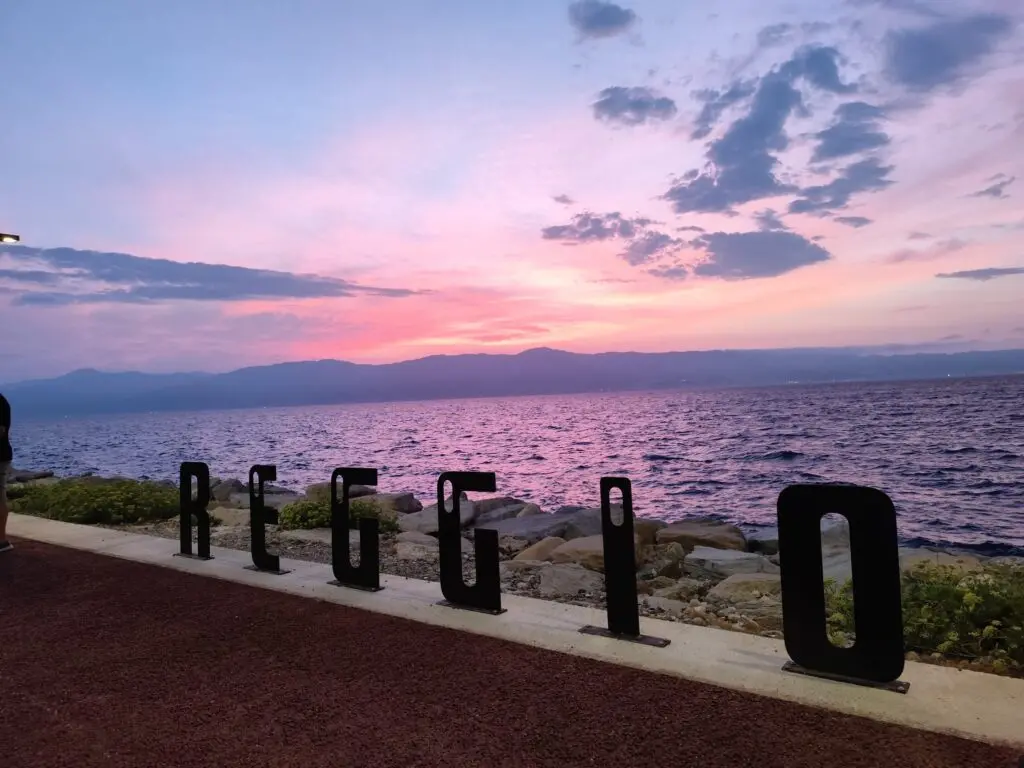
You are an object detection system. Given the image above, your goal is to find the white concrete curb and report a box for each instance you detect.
[9,513,1023,749]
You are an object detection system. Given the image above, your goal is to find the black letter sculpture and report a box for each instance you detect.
[777,483,907,692]
[329,467,383,591]
[245,464,291,575]
[436,471,505,614]
[176,461,213,561]
[579,477,669,647]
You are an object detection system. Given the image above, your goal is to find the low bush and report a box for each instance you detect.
[278,497,399,534]
[11,479,179,526]
[825,562,1024,675]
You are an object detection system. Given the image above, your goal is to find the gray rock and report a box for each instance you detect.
[7,468,55,482]
[657,519,747,552]
[474,497,527,515]
[820,515,850,546]
[685,546,780,578]
[563,507,607,540]
[399,494,475,534]
[707,573,782,602]
[366,492,423,514]
[212,478,244,502]
[477,510,577,544]
[475,503,528,527]
[745,526,779,555]
[539,563,604,598]
[517,503,544,518]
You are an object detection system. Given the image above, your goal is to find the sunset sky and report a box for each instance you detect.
[2,0,1023,381]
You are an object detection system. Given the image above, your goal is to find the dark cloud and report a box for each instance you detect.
[690,80,757,139]
[779,46,856,95]
[568,0,637,39]
[812,102,890,162]
[789,158,894,215]
[908,231,931,240]
[553,194,575,205]
[665,74,801,214]
[542,212,829,281]
[593,87,678,127]
[0,245,418,306]
[835,216,873,228]
[883,13,1013,92]
[668,46,858,215]
[936,266,1024,281]
[676,225,706,233]
[621,232,684,265]
[969,173,1015,199]
[541,211,652,243]
[691,231,832,280]
[754,209,789,231]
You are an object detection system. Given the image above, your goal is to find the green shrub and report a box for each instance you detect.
[278,497,398,534]
[11,479,179,526]
[824,562,1024,674]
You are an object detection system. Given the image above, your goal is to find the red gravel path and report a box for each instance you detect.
[0,539,1017,768]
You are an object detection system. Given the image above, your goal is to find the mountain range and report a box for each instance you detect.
[5,346,1024,419]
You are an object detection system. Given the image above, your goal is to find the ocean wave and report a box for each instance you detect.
[749,450,805,461]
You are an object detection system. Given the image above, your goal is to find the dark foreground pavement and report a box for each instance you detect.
[0,539,1017,768]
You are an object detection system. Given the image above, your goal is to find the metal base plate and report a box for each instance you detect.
[782,661,910,694]
[436,599,506,616]
[579,625,671,648]
[173,553,214,561]
[328,580,384,592]
[244,565,292,575]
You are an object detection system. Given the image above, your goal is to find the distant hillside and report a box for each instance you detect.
[5,346,1024,418]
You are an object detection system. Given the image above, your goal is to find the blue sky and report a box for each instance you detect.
[1,0,1023,380]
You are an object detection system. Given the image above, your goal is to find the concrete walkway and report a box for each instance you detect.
[8,513,1024,750]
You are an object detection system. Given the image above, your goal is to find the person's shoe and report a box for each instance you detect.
[0,541,13,553]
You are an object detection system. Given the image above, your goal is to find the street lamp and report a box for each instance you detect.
[0,233,19,244]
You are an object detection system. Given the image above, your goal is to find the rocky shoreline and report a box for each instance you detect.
[7,467,1023,675]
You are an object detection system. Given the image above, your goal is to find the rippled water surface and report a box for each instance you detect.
[14,376,1024,554]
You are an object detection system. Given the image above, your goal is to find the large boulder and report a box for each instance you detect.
[477,510,578,544]
[685,546,779,578]
[8,468,55,482]
[745,526,779,555]
[366,492,423,515]
[707,573,782,602]
[212,478,245,503]
[550,535,608,571]
[637,542,686,579]
[474,497,527,515]
[398,493,474,534]
[550,534,641,573]
[514,536,566,562]
[634,518,668,547]
[656,519,747,552]
[539,563,604,598]
[475,503,528,527]
[563,506,613,540]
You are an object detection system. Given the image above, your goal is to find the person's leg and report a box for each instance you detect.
[0,462,11,551]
